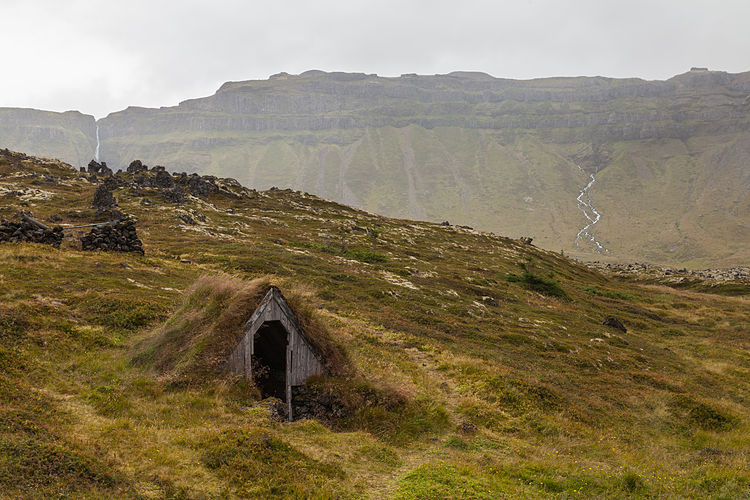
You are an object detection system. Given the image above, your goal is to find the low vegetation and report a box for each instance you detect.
[1,151,749,498]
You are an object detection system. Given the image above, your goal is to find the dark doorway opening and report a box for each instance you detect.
[252,321,287,400]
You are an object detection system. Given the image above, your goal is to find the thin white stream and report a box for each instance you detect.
[94,124,101,162]
[575,164,607,253]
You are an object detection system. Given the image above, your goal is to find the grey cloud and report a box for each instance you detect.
[0,0,748,118]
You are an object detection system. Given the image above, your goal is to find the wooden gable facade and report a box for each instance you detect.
[227,286,324,420]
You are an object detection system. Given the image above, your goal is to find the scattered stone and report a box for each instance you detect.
[48,213,62,223]
[440,221,450,226]
[587,261,750,282]
[119,262,132,269]
[140,198,153,206]
[520,236,534,245]
[603,316,627,333]
[482,296,499,307]
[177,214,196,225]
[265,398,287,422]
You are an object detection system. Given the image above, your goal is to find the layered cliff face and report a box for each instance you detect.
[1,69,748,266]
[0,108,96,167]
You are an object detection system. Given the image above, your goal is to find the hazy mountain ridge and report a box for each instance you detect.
[1,69,749,266]
[0,108,95,167]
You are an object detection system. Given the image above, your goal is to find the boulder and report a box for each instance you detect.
[127,159,148,174]
[603,316,627,333]
[92,184,117,209]
[161,185,187,203]
[153,169,175,189]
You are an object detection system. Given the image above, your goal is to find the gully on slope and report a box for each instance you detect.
[575,164,608,253]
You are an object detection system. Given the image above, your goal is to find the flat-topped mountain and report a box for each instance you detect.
[2,69,749,266]
[0,108,95,167]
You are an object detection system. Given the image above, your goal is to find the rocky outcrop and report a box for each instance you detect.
[87,160,112,176]
[588,262,750,281]
[97,69,750,147]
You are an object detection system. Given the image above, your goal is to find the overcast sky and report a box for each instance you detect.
[1,0,749,118]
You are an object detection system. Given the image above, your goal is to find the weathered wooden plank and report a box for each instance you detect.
[229,287,328,401]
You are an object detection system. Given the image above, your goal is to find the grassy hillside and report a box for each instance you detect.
[1,150,749,498]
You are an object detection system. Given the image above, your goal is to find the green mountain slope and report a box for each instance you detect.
[0,108,95,168]
[1,150,749,498]
[2,69,749,266]
[91,69,750,267]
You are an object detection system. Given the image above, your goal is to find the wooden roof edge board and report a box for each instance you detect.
[240,285,327,368]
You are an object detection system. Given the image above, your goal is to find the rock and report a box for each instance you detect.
[87,160,112,176]
[482,296,499,307]
[603,316,627,333]
[177,214,196,225]
[96,207,124,220]
[440,221,450,226]
[291,385,350,421]
[520,236,534,245]
[92,184,117,209]
[153,169,175,189]
[175,173,219,197]
[161,186,186,203]
[127,159,148,174]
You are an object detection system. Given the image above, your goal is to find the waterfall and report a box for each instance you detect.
[94,124,101,162]
[574,165,608,253]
